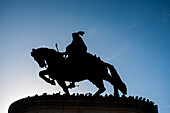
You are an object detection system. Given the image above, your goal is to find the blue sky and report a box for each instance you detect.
[0,0,170,113]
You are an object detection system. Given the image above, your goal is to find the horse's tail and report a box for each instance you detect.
[105,63,127,95]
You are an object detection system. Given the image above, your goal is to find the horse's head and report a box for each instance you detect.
[31,48,47,68]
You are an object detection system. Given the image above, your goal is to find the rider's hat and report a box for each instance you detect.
[72,31,85,37]
[78,31,85,36]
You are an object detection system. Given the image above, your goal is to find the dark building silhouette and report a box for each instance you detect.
[9,93,158,113]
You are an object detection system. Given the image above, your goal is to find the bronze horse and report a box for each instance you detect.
[31,47,127,97]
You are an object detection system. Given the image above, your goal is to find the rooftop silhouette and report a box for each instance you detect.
[9,93,158,113]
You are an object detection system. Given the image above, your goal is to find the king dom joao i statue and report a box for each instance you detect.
[8,32,158,113]
[31,31,127,97]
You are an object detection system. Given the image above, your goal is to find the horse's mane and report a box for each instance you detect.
[36,47,57,53]
[36,47,53,51]
[31,47,59,57]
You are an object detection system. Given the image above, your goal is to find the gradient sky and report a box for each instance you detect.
[0,0,170,113]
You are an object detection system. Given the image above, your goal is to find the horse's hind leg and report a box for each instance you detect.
[104,74,119,97]
[90,79,106,96]
[57,80,70,95]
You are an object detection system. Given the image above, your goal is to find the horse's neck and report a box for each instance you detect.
[46,54,64,68]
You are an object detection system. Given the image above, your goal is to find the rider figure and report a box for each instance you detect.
[66,31,87,62]
[64,31,87,88]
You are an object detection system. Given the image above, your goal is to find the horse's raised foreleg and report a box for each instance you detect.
[39,70,56,85]
[57,80,70,95]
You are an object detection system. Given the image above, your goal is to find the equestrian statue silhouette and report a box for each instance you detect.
[31,31,127,97]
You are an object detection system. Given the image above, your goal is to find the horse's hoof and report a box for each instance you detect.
[67,83,76,89]
[50,80,56,85]
[63,93,70,96]
[93,93,99,97]
[114,93,119,98]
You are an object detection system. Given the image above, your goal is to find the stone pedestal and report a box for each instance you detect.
[9,93,158,113]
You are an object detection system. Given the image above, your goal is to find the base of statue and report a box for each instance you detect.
[8,93,158,113]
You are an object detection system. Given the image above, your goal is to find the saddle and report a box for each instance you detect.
[65,52,103,69]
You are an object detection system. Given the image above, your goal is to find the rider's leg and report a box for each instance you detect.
[39,70,56,85]
[57,80,70,95]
